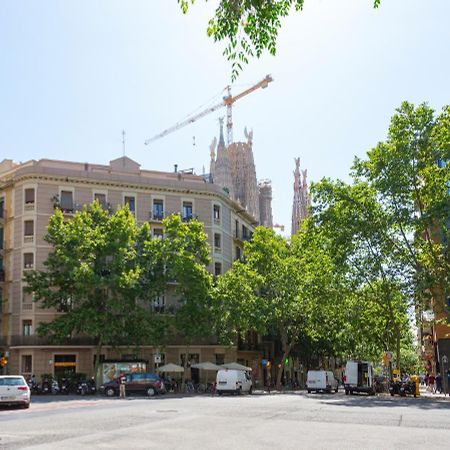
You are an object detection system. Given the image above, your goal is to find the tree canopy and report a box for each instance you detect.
[179,0,381,79]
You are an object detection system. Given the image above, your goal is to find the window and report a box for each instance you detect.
[0,227,3,249]
[25,188,35,204]
[60,190,74,212]
[24,220,34,236]
[22,320,32,336]
[153,200,164,220]
[235,246,241,261]
[235,220,239,238]
[242,225,249,240]
[124,196,136,213]
[22,355,32,373]
[24,253,34,269]
[153,294,165,312]
[214,233,221,251]
[182,201,193,221]
[153,228,163,239]
[213,204,221,223]
[94,193,107,208]
[0,198,4,218]
[22,287,33,304]
[214,262,222,276]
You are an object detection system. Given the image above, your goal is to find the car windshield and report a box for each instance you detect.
[0,377,25,386]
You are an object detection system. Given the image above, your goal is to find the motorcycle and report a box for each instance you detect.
[58,378,71,395]
[77,378,96,396]
[399,381,417,397]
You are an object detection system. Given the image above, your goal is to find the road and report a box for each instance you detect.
[1,391,449,449]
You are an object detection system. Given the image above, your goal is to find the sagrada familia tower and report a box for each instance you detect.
[209,120,273,227]
[291,158,311,236]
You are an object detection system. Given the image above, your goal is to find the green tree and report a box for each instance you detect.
[311,179,411,369]
[162,215,213,388]
[353,102,450,323]
[179,0,381,79]
[24,202,162,383]
[214,225,340,388]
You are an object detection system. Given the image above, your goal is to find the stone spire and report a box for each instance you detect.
[212,119,234,197]
[291,158,311,235]
[258,179,273,228]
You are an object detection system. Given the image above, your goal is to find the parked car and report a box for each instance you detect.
[216,369,252,395]
[344,360,375,395]
[99,372,165,397]
[0,375,31,408]
[306,370,339,393]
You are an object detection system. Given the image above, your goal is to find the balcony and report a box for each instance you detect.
[181,214,194,223]
[24,202,35,212]
[150,211,165,222]
[23,235,34,244]
[10,335,98,346]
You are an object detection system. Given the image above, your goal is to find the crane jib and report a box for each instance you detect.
[144,74,273,146]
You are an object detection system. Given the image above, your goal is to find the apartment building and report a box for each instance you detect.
[0,156,263,380]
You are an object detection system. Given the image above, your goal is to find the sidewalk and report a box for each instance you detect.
[419,385,449,400]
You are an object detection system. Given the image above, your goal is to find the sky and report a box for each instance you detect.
[1,0,449,234]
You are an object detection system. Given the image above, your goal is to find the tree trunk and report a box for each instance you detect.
[276,341,291,390]
[181,344,190,392]
[93,338,103,388]
[395,324,401,370]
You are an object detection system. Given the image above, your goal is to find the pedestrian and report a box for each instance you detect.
[428,373,435,394]
[436,373,442,394]
[119,372,126,399]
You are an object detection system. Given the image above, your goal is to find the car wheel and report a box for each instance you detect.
[218,391,223,396]
[147,387,155,397]
[105,387,116,397]
[335,387,339,393]
[345,390,349,395]
[22,403,30,409]
[307,390,311,394]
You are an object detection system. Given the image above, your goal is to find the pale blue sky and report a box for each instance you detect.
[1,1,449,233]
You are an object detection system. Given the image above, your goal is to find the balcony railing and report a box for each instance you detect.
[10,335,98,346]
[150,211,165,221]
[24,202,35,212]
[23,235,34,244]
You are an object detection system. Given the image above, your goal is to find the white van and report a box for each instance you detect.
[344,360,374,395]
[216,369,253,395]
[306,370,339,393]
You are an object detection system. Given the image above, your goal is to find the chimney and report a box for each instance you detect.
[174,164,178,173]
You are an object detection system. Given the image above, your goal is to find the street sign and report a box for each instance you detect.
[261,359,268,367]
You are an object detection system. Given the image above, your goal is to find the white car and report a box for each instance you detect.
[0,375,31,408]
[216,369,253,395]
[306,370,339,393]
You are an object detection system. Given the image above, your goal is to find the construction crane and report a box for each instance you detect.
[144,74,273,146]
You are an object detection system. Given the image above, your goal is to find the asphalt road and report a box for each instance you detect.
[1,391,449,449]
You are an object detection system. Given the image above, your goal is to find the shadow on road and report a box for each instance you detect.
[320,394,450,410]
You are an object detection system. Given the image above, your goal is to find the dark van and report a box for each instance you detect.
[100,372,165,397]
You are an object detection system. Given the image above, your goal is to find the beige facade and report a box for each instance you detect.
[0,156,263,381]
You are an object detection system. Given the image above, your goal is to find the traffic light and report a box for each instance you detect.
[284,357,289,366]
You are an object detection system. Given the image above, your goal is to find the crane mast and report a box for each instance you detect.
[144,74,273,146]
